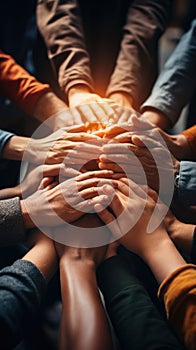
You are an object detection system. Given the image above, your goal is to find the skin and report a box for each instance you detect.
[93,178,186,284]
[20,170,114,228]
[54,215,114,350]
[2,124,102,167]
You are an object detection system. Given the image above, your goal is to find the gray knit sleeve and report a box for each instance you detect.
[0,197,25,245]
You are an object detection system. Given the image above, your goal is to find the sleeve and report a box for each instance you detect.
[0,129,14,155]
[158,264,196,350]
[0,259,46,350]
[97,255,183,350]
[142,19,196,125]
[178,161,196,206]
[182,125,196,160]
[106,0,172,110]
[0,197,25,245]
[190,228,196,264]
[0,51,52,115]
[36,0,94,95]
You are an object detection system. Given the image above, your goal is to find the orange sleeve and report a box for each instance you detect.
[182,125,196,160]
[158,264,196,350]
[0,51,51,115]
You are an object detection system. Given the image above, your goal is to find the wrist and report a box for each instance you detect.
[20,200,35,229]
[22,242,57,282]
[142,108,172,130]
[60,253,96,271]
[68,84,91,100]
[141,235,186,284]
[2,135,29,161]
[108,91,134,108]
[0,185,21,199]
[176,133,192,159]
[33,91,68,123]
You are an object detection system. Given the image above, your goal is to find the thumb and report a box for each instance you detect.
[94,204,121,238]
[132,135,145,147]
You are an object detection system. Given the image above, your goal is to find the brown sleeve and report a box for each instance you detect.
[182,125,196,159]
[0,51,51,115]
[36,0,93,95]
[158,264,196,350]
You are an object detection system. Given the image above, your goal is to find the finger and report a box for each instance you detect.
[66,124,87,133]
[66,132,102,142]
[118,110,132,123]
[76,169,114,181]
[76,177,118,191]
[114,131,133,143]
[103,125,126,139]
[78,104,98,123]
[100,102,116,122]
[42,163,66,177]
[41,179,59,190]
[98,161,124,173]
[38,177,52,189]
[102,143,134,154]
[132,135,147,147]
[131,114,154,130]
[79,184,115,200]
[95,204,122,237]
[70,107,83,125]
[90,103,109,123]
[76,194,110,213]
[62,167,81,178]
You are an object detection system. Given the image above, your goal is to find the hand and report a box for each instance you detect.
[24,124,102,165]
[122,114,191,161]
[95,178,168,258]
[20,170,115,228]
[55,243,108,269]
[68,85,114,123]
[19,163,69,198]
[98,118,174,195]
[107,92,134,109]
[98,135,174,194]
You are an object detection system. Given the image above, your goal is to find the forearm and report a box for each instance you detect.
[106,0,171,109]
[0,259,46,349]
[97,255,183,350]
[1,135,29,161]
[158,264,196,350]
[36,0,93,95]
[0,185,21,199]
[22,238,57,283]
[141,109,172,130]
[141,233,186,285]
[32,91,71,128]
[141,19,196,126]
[59,256,113,350]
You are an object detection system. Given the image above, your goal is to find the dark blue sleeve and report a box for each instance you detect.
[178,161,196,206]
[0,259,46,349]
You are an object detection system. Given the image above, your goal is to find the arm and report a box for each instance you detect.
[141,18,196,128]
[95,179,195,348]
[158,265,196,350]
[55,214,114,350]
[0,231,57,350]
[0,51,69,128]
[36,0,93,98]
[97,255,183,350]
[0,197,25,246]
[106,0,172,110]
